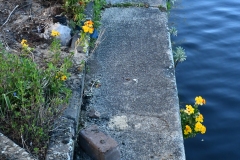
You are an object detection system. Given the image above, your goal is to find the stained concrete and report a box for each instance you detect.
[83,5,186,160]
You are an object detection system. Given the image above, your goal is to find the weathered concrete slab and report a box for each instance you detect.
[85,7,185,159]
[46,78,85,160]
[106,0,165,7]
[63,89,82,123]
[46,117,75,160]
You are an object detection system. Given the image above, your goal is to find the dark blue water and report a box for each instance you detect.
[169,0,240,159]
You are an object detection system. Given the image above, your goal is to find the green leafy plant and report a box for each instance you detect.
[50,30,62,64]
[167,0,176,10]
[93,0,106,28]
[75,20,95,52]
[169,26,178,37]
[0,30,73,158]
[20,39,34,59]
[180,96,207,139]
[63,0,89,26]
[173,46,186,67]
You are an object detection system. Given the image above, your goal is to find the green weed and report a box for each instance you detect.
[0,31,73,158]
[173,46,186,67]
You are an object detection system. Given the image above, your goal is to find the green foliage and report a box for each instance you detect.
[169,27,178,36]
[167,0,176,10]
[173,46,186,67]
[74,25,90,54]
[63,0,89,25]
[93,0,106,28]
[0,38,73,157]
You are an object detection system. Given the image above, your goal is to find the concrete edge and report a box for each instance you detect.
[167,31,186,159]
[0,132,36,160]
[45,70,85,160]
[46,2,93,159]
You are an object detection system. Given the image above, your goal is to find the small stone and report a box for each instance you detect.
[88,108,101,119]
[47,23,72,46]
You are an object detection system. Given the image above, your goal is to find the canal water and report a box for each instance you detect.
[169,0,240,159]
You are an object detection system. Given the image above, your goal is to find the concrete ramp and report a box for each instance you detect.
[85,5,185,160]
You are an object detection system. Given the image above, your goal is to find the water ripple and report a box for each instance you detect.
[170,0,240,159]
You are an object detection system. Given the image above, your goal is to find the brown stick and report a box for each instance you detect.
[0,5,19,29]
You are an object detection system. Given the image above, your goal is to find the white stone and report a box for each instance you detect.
[50,23,71,46]
[42,23,72,46]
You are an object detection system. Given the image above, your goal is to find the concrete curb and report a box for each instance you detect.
[45,2,93,160]
[0,132,36,160]
[45,72,85,160]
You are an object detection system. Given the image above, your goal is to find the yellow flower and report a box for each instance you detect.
[202,99,206,105]
[88,27,94,34]
[194,122,202,132]
[184,105,194,115]
[84,20,94,27]
[51,30,60,37]
[201,125,206,134]
[22,43,28,48]
[195,122,206,134]
[21,39,27,45]
[195,96,206,105]
[82,26,94,34]
[82,25,90,33]
[82,20,94,34]
[184,125,192,135]
[61,75,67,81]
[196,114,204,122]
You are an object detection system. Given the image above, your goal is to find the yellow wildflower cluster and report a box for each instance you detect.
[195,96,206,105]
[21,39,28,48]
[82,20,94,34]
[51,30,60,37]
[55,72,67,81]
[194,122,206,134]
[184,125,192,135]
[181,96,207,138]
[184,105,194,115]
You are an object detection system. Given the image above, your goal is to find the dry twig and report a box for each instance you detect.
[0,5,19,29]
[90,28,106,54]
